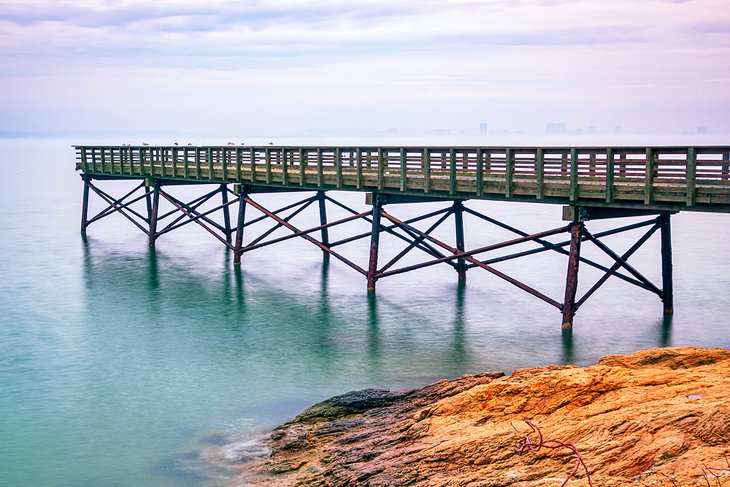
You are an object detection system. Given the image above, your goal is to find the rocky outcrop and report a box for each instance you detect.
[240,347,730,485]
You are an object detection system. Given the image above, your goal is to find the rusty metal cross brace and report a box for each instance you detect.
[155,186,238,248]
[465,213,661,290]
[154,186,231,238]
[238,195,369,275]
[371,208,567,308]
[82,179,151,235]
[574,218,664,310]
[323,195,457,266]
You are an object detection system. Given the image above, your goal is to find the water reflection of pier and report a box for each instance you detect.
[75,144,730,327]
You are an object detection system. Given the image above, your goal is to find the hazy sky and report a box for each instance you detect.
[1,0,729,136]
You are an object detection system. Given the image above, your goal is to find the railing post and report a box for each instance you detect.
[645,147,655,204]
[454,200,467,283]
[562,219,583,329]
[660,211,673,314]
[367,194,383,292]
[400,148,407,192]
[476,148,484,197]
[449,148,457,196]
[535,148,544,200]
[505,148,514,197]
[318,190,330,262]
[233,185,249,265]
[605,148,615,203]
[423,148,431,193]
[686,147,697,207]
[569,148,579,201]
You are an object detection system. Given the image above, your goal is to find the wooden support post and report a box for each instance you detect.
[318,190,330,262]
[454,200,467,283]
[505,148,514,197]
[81,176,90,234]
[149,181,160,247]
[476,148,484,197]
[221,184,232,244]
[233,187,248,265]
[562,220,583,329]
[605,148,615,203]
[660,211,673,314]
[367,194,383,292]
[535,148,545,200]
[569,148,579,201]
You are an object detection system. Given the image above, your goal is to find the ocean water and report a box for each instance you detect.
[1,136,729,486]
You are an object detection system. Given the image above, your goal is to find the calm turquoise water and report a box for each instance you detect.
[1,137,729,486]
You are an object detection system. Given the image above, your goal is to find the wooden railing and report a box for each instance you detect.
[74,145,730,211]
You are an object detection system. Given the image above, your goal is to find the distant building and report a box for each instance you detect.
[378,128,400,136]
[546,122,567,135]
[615,126,622,133]
[479,123,488,135]
[587,125,597,133]
[697,126,708,134]
[431,129,452,135]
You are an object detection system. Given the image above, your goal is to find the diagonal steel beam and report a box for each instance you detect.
[160,189,231,235]
[379,212,565,309]
[156,187,223,229]
[156,190,224,235]
[245,198,315,247]
[379,210,453,274]
[463,207,658,288]
[325,197,454,264]
[159,191,235,249]
[584,228,663,296]
[86,182,150,235]
[87,182,149,224]
[244,196,367,275]
[243,195,319,228]
[241,210,371,253]
[575,221,663,308]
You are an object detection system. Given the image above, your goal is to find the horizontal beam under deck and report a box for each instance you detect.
[74,144,730,213]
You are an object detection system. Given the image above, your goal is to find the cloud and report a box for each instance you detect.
[690,21,730,34]
[0,0,728,134]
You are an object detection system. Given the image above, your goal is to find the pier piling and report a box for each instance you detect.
[233,186,248,265]
[81,176,90,234]
[454,200,467,283]
[367,194,383,292]
[149,182,160,246]
[660,212,674,314]
[318,191,330,262]
[562,221,583,329]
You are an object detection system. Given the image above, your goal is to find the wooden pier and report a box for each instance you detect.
[76,144,730,327]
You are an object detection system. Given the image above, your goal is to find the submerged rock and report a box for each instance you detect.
[238,347,730,485]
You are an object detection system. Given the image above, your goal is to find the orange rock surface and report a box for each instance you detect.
[240,347,730,486]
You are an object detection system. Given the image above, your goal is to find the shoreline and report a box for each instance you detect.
[229,346,730,486]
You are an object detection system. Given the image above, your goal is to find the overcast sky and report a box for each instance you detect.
[1,0,729,137]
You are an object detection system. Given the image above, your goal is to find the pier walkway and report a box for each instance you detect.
[75,145,730,327]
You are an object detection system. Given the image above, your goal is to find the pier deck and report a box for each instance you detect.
[75,144,730,327]
[76,145,730,212]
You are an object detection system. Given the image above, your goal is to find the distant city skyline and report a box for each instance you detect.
[1,0,728,137]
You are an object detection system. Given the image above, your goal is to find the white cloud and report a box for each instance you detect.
[0,0,728,134]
